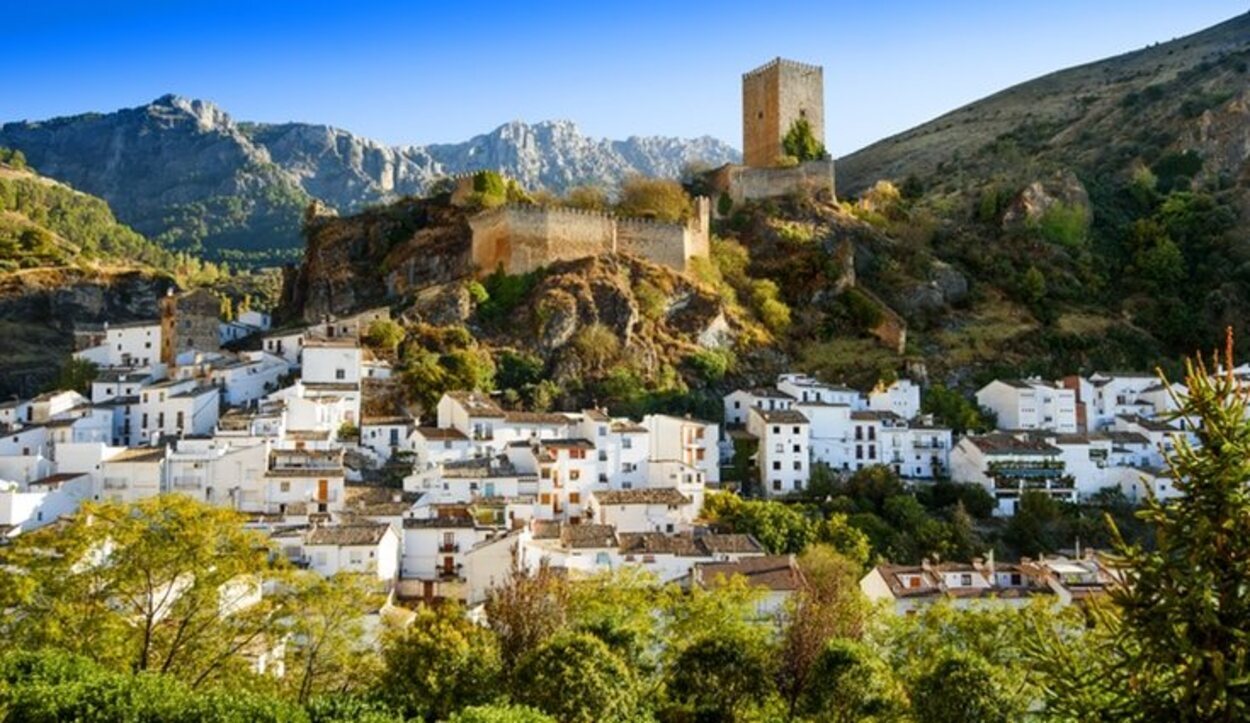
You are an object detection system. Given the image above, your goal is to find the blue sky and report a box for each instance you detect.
[3,1,1246,155]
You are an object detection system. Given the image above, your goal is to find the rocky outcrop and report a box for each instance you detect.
[1,96,739,255]
[0,269,173,396]
[1001,171,1091,228]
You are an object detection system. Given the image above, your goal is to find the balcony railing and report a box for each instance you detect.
[102,478,128,490]
[438,543,460,553]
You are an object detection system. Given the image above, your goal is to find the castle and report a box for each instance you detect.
[461,58,834,277]
[708,58,837,210]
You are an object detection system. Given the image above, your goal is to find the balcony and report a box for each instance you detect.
[438,542,460,553]
[102,477,128,490]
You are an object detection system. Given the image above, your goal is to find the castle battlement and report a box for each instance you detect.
[742,57,822,80]
[468,197,710,278]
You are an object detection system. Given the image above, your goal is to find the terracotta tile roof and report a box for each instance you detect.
[592,488,691,506]
[966,433,1062,456]
[560,524,618,549]
[618,532,701,556]
[504,411,572,425]
[446,391,506,418]
[107,446,167,463]
[695,555,804,592]
[304,523,390,546]
[610,421,648,434]
[416,426,469,441]
[540,438,596,450]
[697,534,763,554]
[753,409,809,424]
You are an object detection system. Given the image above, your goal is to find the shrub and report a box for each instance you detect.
[364,318,405,351]
[749,279,791,334]
[782,119,827,162]
[615,176,692,222]
[570,324,621,372]
[633,280,667,321]
[563,186,609,212]
[1034,202,1089,247]
[685,348,733,382]
[717,192,733,216]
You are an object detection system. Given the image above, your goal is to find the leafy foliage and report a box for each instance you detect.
[782,119,827,162]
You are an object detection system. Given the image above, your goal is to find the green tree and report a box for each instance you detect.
[921,384,995,434]
[1003,489,1067,555]
[782,119,827,162]
[54,357,98,395]
[379,603,501,721]
[798,639,906,723]
[0,496,280,686]
[512,632,639,723]
[664,632,774,721]
[776,546,869,719]
[1033,338,1250,720]
[910,651,1016,723]
[703,493,818,553]
[284,572,382,703]
[485,564,569,673]
[1021,265,1047,305]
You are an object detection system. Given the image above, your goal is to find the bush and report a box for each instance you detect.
[363,318,405,351]
[569,324,621,373]
[684,348,733,382]
[750,279,791,334]
[615,176,692,222]
[563,186,609,212]
[717,192,733,216]
[471,170,508,208]
[1034,202,1089,247]
[782,119,827,162]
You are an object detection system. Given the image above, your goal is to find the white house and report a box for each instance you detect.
[0,472,92,534]
[975,379,1078,433]
[586,487,696,534]
[688,555,804,618]
[950,433,1073,516]
[360,415,415,466]
[80,320,161,369]
[723,387,794,427]
[868,379,921,420]
[746,407,809,497]
[264,447,346,515]
[301,523,400,584]
[860,559,1056,615]
[97,446,167,503]
[261,327,305,366]
[642,414,720,484]
[134,379,219,443]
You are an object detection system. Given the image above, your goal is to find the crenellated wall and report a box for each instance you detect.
[468,197,710,277]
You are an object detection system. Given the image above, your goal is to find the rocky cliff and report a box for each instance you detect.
[1,97,739,259]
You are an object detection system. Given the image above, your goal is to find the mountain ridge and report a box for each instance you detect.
[0,96,739,259]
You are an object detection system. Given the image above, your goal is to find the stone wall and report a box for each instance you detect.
[742,58,825,168]
[468,198,710,276]
[708,160,836,211]
[161,288,221,362]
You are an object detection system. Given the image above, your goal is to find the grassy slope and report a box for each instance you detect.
[837,11,1250,195]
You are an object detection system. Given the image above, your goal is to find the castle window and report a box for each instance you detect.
[799,109,807,118]
[757,111,763,119]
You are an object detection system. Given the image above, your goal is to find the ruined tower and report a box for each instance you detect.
[742,58,825,168]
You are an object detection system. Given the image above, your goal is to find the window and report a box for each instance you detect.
[335,369,345,380]
[569,449,586,460]
[793,426,800,434]
[772,426,780,434]
[279,481,290,493]
[868,446,876,460]
[622,438,632,449]
[733,401,740,409]
[960,573,973,587]
[855,427,863,441]
[792,444,801,453]
[540,493,551,504]
[775,443,784,453]
[569,492,580,504]
[855,445,863,460]
[772,480,781,491]
[598,426,606,437]
[569,470,581,481]
[1010,573,1022,586]
[793,461,802,470]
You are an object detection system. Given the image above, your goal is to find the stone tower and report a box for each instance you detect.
[742,58,825,168]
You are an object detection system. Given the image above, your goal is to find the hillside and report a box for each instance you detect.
[821,12,1250,381]
[838,12,1250,196]
[0,96,738,263]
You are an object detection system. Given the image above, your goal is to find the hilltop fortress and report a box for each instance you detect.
[460,58,835,277]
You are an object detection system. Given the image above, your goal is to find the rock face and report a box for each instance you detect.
[0,269,172,397]
[1001,171,1091,228]
[0,96,739,255]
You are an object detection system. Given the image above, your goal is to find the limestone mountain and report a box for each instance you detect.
[0,96,739,261]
